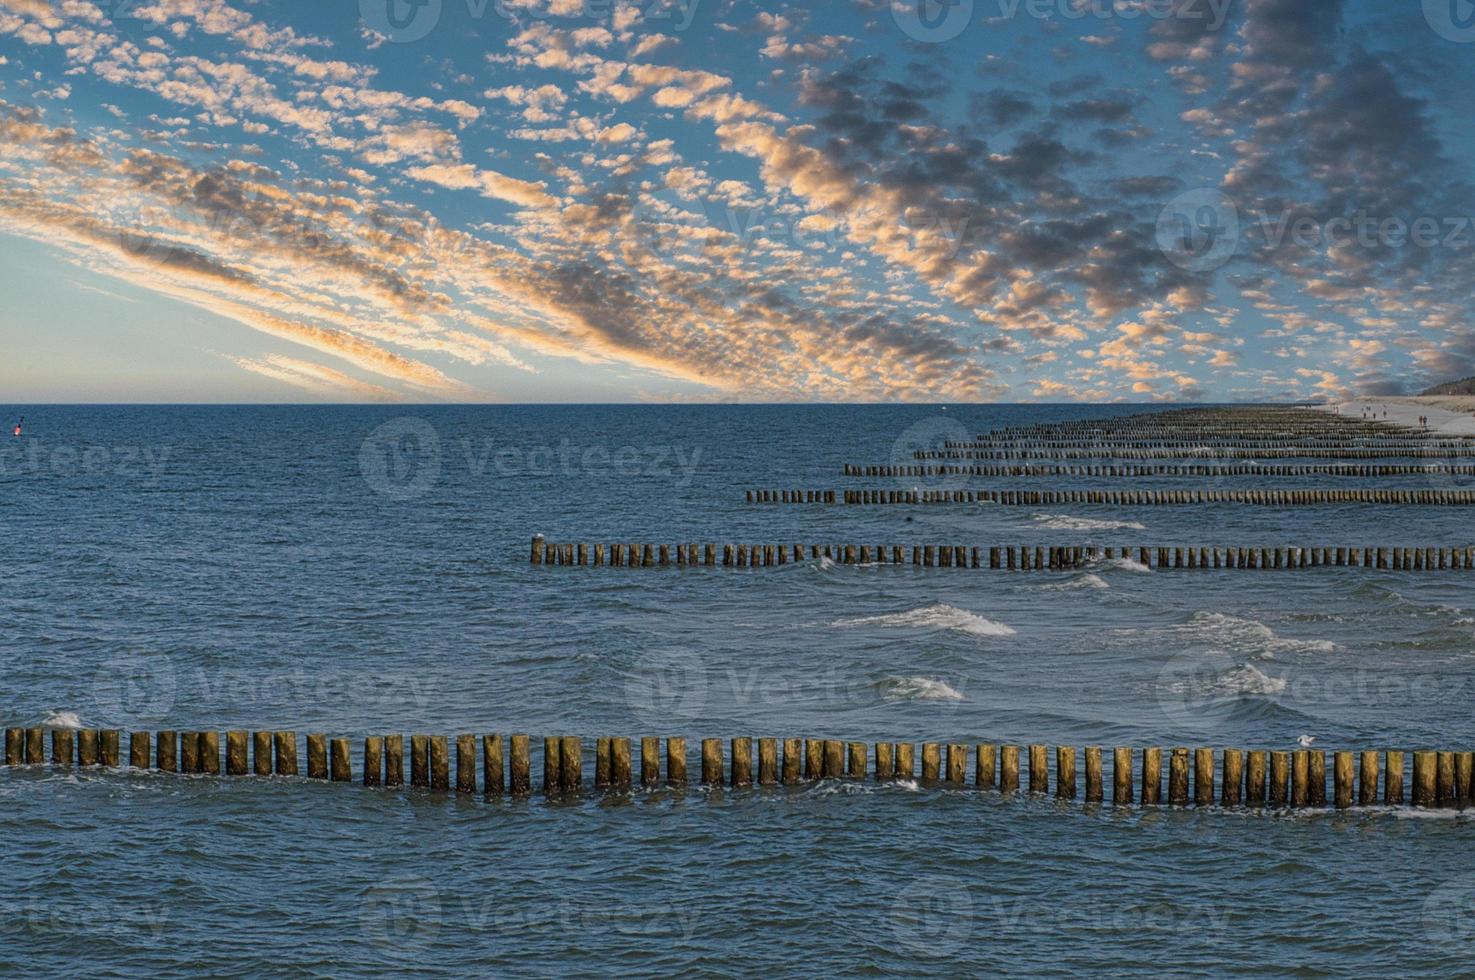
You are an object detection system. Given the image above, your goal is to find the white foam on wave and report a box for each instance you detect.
[1031,512,1147,532]
[1042,573,1109,591]
[1097,556,1151,573]
[1165,662,1286,699]
[876,676,966,702]
[831,602,1016,637]
[1185,611,1337,657]
[42,710,83,728]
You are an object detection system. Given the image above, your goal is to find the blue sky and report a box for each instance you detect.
[0,0,1472,402]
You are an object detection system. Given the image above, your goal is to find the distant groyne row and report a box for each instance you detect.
[748,488,1475,506]
[531,537,1475,571]
[6,728,1468,811]
[843,463,1475,478]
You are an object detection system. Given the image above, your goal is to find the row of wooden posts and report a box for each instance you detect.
[979,407,1451,440]
[916,447,1475,459]
[532,537,1475,571]
[749,488,1475,506]
[842,463,1475,478]
[943,440,1472,450]
[6,728,1466,809]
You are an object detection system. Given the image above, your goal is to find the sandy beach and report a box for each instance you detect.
[1324,396,1475,436]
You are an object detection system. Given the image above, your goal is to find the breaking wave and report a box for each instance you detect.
[1030,513,1147,532]
[831,603,1016,637]
[876,676,966,702]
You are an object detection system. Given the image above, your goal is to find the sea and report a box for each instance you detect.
[1,404,1473,976]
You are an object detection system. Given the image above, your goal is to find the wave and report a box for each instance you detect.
[1031,512,1147,532]
[42,710,83,728]
[1096,556,1151,574]
[1185,611,1337,657]
[876,676,966,702]
[1042,573,1109,591]
[831,603,1016,637]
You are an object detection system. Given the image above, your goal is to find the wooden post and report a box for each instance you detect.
[559,736,580,793]
[1141,747,1162,805]
[947,744,967,785]
[386,735,405,789]
[1385,750,1404,805]
[1458,752,1473,805]
[249,731,269,776]
[702,738,722,785]
[758,738,777,785]
[1028,744,1047,793]
[1415,750,1436,805]
[332,738,352,783]
[1222,749,1243,806]
[456,735,476,793]
[100,730,120,767]
[781,737,801,785]
[541,736,560,794]
[1359,750,1379,806]
[483,735,504,795]
[850,741,869,781]
[199,731,219,775]
[641,736,659,787]
[131,731,152,770]
[506,734,528,793]
[1334,750,1353,808]
[1168,748,1189,806]
[921,742,941,782]
[1245,751,1266,805]
[158,730,179,773]
[825,740,845,780]
[731,737,753,787]
[976,744,996,789]
[51,728,74,767]
[876,742,895,781]
[1113,747,1132,804]
[1269,751,1289,806]
[275,731,298,776]
[1000,745,1020,793]
[1309,751,1327,807]
[1437,751,1456,807]
[804,739,823,781]
[667,737,686,785]
[3,728,21,766]
[1084,746,1102,802]
[1194,748,1214,806]
[78,729,99,766]
[1291,750,1309,807]
[364,736,383,787]
[307,734,328,779]
[896,742,916,781]
[1056,746,1076,799]
[595,737,611,790]
[611,737,631,789]
[412,735,431,788]
[178,731,197,773]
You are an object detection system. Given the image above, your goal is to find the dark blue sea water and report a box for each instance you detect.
[2,405,1474,975]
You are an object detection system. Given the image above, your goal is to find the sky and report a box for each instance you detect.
[0,0,1472,403]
